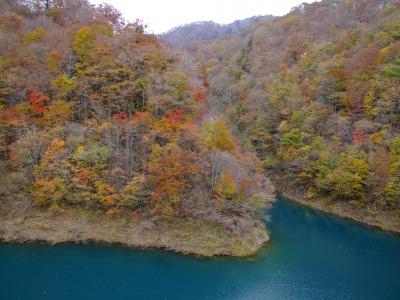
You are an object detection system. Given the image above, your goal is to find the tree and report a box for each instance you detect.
[31,177,67,207]
[147,143,199,216]
[352,129,367,146]
[317,149,370,200]
[203,120,235,152]
[41,0,51,16]
[73,26,96,69]
[73,145,110,167]
[29,91,48,114]
[317,74,345,112]
[281,129,303,148]
[383,61,400,79]
[216,172,238,201]
[385,138,400,208]
[120,175,145,209]
[96,3,125,32]
[42,100,72,126]
[165,108,185,124]
[23,0,54,16]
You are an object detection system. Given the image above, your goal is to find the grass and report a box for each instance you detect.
[0,207,269,257]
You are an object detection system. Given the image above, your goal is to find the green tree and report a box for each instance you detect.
[385,138,400,208]
[317,149,370,200]
[73,145,110,167]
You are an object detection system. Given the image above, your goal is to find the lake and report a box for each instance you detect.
[1,198,400,299]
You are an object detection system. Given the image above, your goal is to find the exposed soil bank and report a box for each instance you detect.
[0,209,269,257]
[281,190,400,234]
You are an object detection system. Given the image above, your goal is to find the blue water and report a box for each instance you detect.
[1,199,400,300]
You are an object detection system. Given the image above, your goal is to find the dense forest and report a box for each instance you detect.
[0,0,272,250]
[164,0,400,223]
[161,16,272,48]
[1,0,400,254]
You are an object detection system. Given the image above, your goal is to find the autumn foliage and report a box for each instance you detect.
[165,108,186,124]
[29,91,49,113]
[148,143,199,216]
[181,0,400,211]
[112,112,129,124]
[0,0,270,229]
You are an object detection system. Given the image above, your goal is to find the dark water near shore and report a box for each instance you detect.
[1,198,400,300]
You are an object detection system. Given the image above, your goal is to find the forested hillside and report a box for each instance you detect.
[161,16,272,48]
[0,0,272,255]
[175,0,400,227]
[2,0,399,254]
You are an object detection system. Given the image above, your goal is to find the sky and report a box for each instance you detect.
[89,0,315,34]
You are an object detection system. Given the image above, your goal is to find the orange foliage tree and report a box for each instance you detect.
[147,143,199,216]
[29,91,49,114]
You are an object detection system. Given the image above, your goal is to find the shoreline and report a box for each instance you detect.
[0,209,269,257]
[281,190,400,234]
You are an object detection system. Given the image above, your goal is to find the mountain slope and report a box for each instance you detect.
[0,0,273,256]
[180,0,400,231]
[161,16,273,48]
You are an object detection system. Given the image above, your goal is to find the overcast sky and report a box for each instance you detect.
[89,0,315,34]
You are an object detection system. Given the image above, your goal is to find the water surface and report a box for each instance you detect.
[1,199,400,299]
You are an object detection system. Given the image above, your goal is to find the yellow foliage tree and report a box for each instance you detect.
[203,120,235,152]
[216,172,238,200]
[42,100,72,126]
[31,178,67,207]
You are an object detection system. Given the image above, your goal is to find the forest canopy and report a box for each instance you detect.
[174,0,400,213]
[0,0,272,235]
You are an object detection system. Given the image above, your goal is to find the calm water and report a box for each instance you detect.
[1,199,400,300]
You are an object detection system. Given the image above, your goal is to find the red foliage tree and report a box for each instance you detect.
[195,91,206,102]
[29,91,48,113]
[112,112,129,124]
[188,85,206,102]
[165,109,185,124]
[131,112,149,124]
[352,129,367,145]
